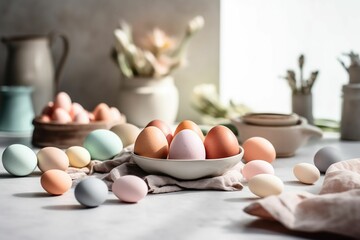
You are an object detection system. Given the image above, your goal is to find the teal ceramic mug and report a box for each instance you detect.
[0,86,34,132]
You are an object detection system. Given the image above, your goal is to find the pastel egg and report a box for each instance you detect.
[74,111,90,124]
[134,126,168,159]
[40,169,72,195]
[65,146,91,168]
[75,178,108,207]
[83,129,123,160]
[204,125,239,159]
[242,160,275,181]
[313,146,342,173]
[37,147,69,172]
[169,129,205,160]
[51,108,72,123]
[174,120,204,141]
[54,92,72,112]
[110,123,141,147]
[242,137,276,163]
[70,102,84,119]
[146,119,173,145]
[248,174,284,198]
[110,107,122,121]
[2,144,37,176]
[93,103,112,121]
[293,163,320,184]
[112,175,148,203]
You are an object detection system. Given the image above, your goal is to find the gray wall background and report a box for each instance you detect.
[0,0,219,122]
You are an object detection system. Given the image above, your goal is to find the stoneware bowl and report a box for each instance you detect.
[132,147,244,180]
[231,116,322,157]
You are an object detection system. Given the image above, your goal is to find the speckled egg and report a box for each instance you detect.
[2,144,37,176]
[75,178,108,207]
[83,129,123,160]
[37,147,69,172]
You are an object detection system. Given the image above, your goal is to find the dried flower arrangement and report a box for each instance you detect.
[112,16,204,79]
[338,51,360,84]
[191,84,251,122]
[283,54,319,94]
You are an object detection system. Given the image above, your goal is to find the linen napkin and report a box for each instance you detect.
[68,146,244,194]
[244,158,360,238]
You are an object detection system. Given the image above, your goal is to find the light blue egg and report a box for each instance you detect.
[83,129,123,160]
[2,144,37,176]
[74,178,108,207]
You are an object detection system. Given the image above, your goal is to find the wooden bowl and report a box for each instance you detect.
[32,115,126,149]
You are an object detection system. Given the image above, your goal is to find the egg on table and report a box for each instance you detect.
[2,144,37,176]
[66,146,91,168]
[40,169,72,195]
[293,163,320,184]
[313,146,342,173]
[248,173,284,198]
[75,178,108,207]
[112,175,148,203]
[168,129,206,160]
[134,126,169,159]
[204,125,239,159]
[37,147,69,172]
[83,129,123,160]
[242,160,275,181]
[242,137,276,163]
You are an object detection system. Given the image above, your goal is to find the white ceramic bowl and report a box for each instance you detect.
[132,147,244,180]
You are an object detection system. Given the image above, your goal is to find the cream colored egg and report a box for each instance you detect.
[66,146,91,168]
[37,147,69,172]
[110,123,141,147]
[248,174,284,198]
[293,163,320,184]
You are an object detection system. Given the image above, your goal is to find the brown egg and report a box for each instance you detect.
[204,125,240,159]
[174,120,204,141]
[40,169,72,195]
[146,119,173,145]
[93,103,112,121]
[134,126,168,159]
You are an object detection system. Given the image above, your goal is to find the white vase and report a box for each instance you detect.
[118,75,179,127]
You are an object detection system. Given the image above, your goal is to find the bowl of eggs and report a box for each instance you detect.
[32,92,126,148]
[131,120,243,180]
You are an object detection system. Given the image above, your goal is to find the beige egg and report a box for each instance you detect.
[293,163,320,184]
[248,174,284,198]
[110,123,141,147]
[65,146,91,168]
[37,147,69,172]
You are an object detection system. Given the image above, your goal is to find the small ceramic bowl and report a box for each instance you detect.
[32,115,126,148]
[132,147,244,180]
[231,116,322,157]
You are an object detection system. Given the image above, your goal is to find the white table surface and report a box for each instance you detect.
[0,133,357,240]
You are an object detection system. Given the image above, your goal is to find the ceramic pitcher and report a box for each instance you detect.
[1,33,69,115]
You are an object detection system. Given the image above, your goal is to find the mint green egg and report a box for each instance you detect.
[83,129,123,160]
[2,144,37,176]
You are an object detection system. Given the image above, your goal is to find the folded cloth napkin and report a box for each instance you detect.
[68,146,244,194]
[244,158,360,238]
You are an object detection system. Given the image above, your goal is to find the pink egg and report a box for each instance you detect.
[40,114,51,123]
[242,160,275,181]
[110,107,121,121]
[74,111,90,124]
[70,102,84,119]
[51,108,72,123]
[168,129,206,160]
[112,175,148,203]
[41,101,54,116]
[54,92,72,112]
[93,103,112,121]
